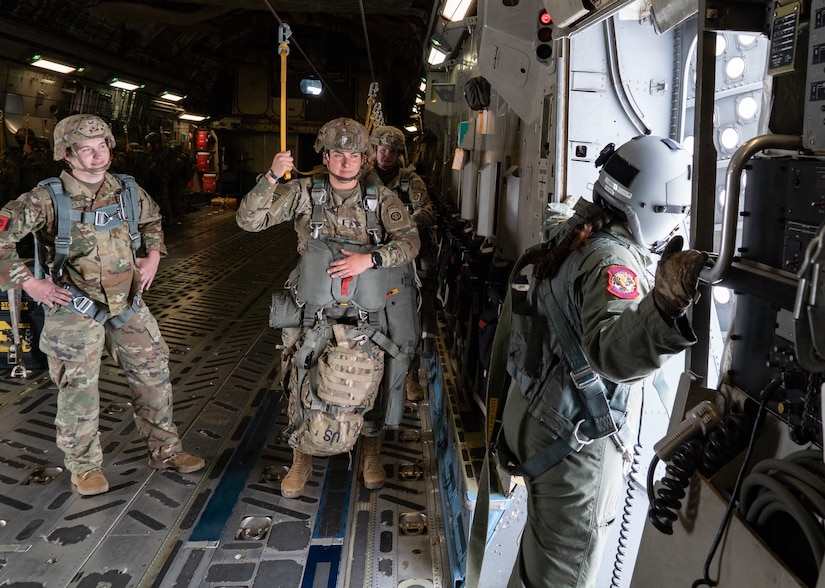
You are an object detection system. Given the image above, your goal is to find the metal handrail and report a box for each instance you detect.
[700,133,803,284]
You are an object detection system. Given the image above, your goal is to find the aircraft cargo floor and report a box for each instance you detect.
[0,206,524,588]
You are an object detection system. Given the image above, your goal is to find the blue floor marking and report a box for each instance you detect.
[302,544,342,588]
[188,391,282,542]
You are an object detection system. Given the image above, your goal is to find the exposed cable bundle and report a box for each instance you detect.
[737,451,825,586]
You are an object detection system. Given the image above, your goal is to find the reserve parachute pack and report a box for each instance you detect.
[270,176,387,330]
[35,174,143,328]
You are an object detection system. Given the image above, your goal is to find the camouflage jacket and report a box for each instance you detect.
[363,165,435,232]
[236,173,420,267]
[0,171,166,315]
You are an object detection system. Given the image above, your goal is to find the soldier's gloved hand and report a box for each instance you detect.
[652,236,709,318]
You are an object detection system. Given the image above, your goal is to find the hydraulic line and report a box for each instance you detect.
[739,472,825,564]
[603,17,651,136]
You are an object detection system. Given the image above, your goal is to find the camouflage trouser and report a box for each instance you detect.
[40,300,182,475]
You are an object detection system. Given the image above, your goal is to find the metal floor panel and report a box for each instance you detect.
[0,207,451,588]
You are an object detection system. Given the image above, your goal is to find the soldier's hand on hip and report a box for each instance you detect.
[20,277,72,308]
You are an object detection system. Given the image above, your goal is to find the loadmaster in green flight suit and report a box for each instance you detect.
[236,117,420,499]
[496,135,709,588]
[0,114,205,498]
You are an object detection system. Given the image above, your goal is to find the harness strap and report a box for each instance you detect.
[37,174,142,280]
[399,170,410,195]
[310,177,328,239]
[61,283,141,329]
[543,285,617,440]
[364,186,381,245]
[112,173,142,255]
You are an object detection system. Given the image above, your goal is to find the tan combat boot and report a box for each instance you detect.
[71,468,109,496]
[149,451,206,474]
[281,450,313,498]
[406,370,425,401]
[361,436,386,490]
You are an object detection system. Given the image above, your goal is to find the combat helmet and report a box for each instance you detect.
[370,125,408,161]
[593,135,692,251]
[53,114,115,161]
[314,117,372,157]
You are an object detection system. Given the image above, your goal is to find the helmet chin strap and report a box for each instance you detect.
[65,158,111,175]
[328,170,359,183]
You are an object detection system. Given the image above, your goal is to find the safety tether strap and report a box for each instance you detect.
[399,170,410,195]
[310,177,328,239]
[545,284,617,441]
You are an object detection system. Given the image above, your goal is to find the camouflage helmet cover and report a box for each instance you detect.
[314,117,372,157]
[370,125,406,151]
[53,114,115,161]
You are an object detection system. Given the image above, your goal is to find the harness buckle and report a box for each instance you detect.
[310,222,323,240]
[571,366,600,390]
[94,209,115,227]
[571,419,594,447]
[71,295,95,314]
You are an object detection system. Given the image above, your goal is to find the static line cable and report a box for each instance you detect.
[357,0,376,83]
[278,23,291,180]
[261,0,351,117]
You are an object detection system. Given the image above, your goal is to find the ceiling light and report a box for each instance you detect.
[31,55,77,74]
[427,46,448,66]
[179,113,207,122]
[110,78,143,91]
[160,91,186,102]
[441,0,474,22]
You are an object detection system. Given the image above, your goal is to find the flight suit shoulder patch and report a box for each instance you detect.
[384,203,408,231]
[0,215,8,231]
[605,265,639,299]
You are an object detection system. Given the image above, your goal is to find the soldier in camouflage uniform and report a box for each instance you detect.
[366,125,435,405]
[237,117,420,498]
[0,114,204,496]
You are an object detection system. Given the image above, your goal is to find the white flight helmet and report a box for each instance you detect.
[593,135,692,251]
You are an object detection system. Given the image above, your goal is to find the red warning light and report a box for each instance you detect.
[540,10,553,25]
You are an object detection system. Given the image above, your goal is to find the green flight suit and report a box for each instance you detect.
[501,199,697,588]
